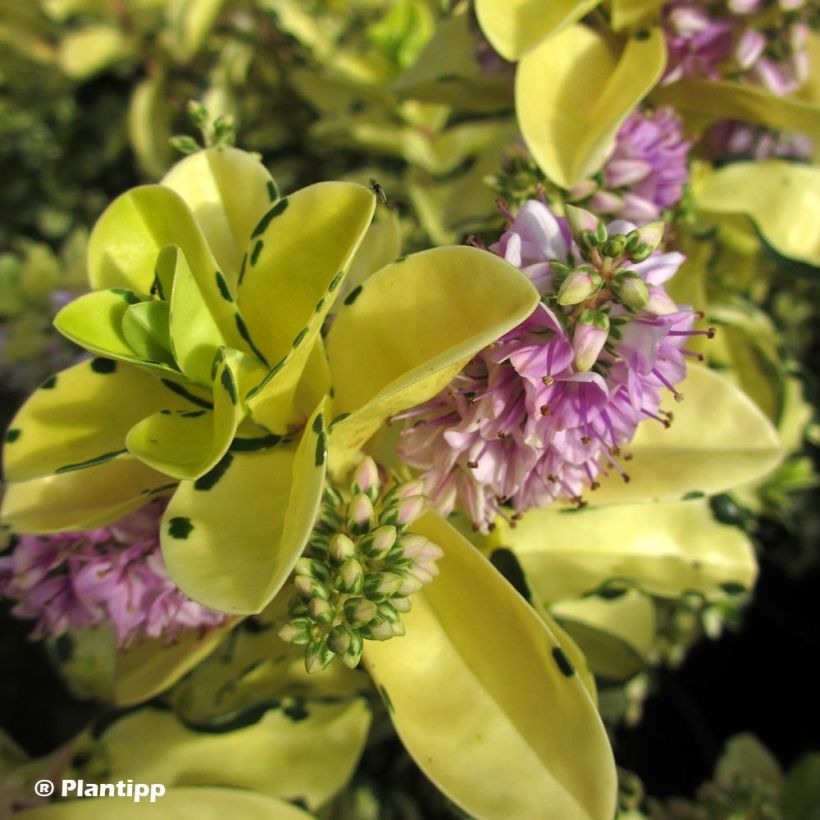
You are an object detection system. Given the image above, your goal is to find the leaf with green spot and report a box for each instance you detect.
[492,498,758,601]
[238,181,375,368]
[326,246,538,473]
[126,350,246,481]
[363,511,616,820]
[161,400,329,613]
[516,25,666,189]
[161,148,276,291]
[0,456,169,533]
[82,700,370,811]
[2,360,191,483]
[551,590,656,681]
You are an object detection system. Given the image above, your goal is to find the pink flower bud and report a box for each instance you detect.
[572,314,610,372]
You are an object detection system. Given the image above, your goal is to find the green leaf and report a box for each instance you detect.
[475,0,600,61]
[58,24,133,79]
[82,701,370,811]
[0,457,171,534]
[2,359,186,482]
[589,365,782,504]
[516,25,666,189]
[695,160,820,267]
[392,13,513,112]
[160,400,329,613]
[363,511,617,820]
[128,74,173,179]
[782,752,820,820]
[161,148,277,290]
[16,787,314,819]
[492,498,758,600]
[326,246,538,473]
[651,79,820,138]
[610,0,665,30]
[165,0,228,63]
[54,290,180,380]
[125,350,244,480]
[121,300,175,365]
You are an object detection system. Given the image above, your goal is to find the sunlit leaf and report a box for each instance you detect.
[161,401,328,613]
[695,160,820,267]
[475,0,600,61]
[516,25,666,189]
[326,247,538,473]
[364,511,617,820]
[590,365,782,504]
[493,498,758,600]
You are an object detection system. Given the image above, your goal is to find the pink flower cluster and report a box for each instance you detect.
[398,201,707,530]
[662,0,809,96]
[581,107,690,223]
[0,500,227,646]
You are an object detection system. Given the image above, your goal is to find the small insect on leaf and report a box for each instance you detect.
[369,178,389,208]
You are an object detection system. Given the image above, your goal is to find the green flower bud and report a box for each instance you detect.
[360,525,397,559]
[618,272,650,309]
[293,574,329,600]
[346,492,375,534]
[343,596,378,627]
[564,204,599,238]
[328,624,352,654]
[363,571,404,599]
[557,268,601,306]
[329,533,357,563]
[361,617,395,641]
[279,618,312,646]
[305,638,334,674]
[335,557,364,593]
[603,234,627,258]
[308,597,336,624]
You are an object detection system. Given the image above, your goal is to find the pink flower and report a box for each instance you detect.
[0,500,227,647]
[398,201,709,531]
[661,0,810,95]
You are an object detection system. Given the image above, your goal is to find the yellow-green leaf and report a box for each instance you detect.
[128,74,173,180]
[610,0,665,31]
[493,498,758,600]
[16,787,314,819]
[516,25,666,189]
[160,401,329,613]
[121,300,174,365]
[161,148,276,289]
[364,511,617,820]
[164,0,227,63]
[652,79,820,139]
[58,24,133,79]
[590,365,782,504]
[114,623,236,706]
[238,181,375,366]
[0,457,171,534]
[87,185,220,300]
[125,351,244,481]
[326,246,538,473]
[551,590,656,681]
[2,360,185,482]
[85,701,370,810]
[694,160,820,267]
[475,0,600,61]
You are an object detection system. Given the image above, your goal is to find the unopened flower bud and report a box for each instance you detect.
[308,597,336,624]
[330,533,357,563]
[364,571,404,599]
[279,618,312,645]
[361,617,395,641]
[395,494,426,526]
[618,272,649,309]
[633,221,665,254]
[305,638,334,674]
[573,311,610,372]
[294,574,328,599]
[391,596,412,613]
[346,493,374,534]
[343,596,377,626]
[564,204,599,238]
[328,624,353,654]
[398,573,425,596]
[352,456,381,501]
[294,557,328,579]
[360,525,397,559]
[603,235,627,258]
[557,268,600,306]
[336,557,364,593]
